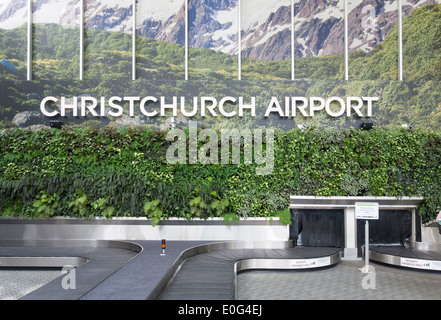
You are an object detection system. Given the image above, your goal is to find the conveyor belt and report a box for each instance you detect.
[159,246,341,300]
[370,245,441,272]
[0,241,140,300]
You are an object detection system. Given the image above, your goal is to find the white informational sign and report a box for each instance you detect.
[355,202,379,220]
[291,257,331,269]
[400,258,441,271]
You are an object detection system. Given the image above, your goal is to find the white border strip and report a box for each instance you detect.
[185,0,189,80]
[27,0,32,81]
[291,0,295,80]
[132,0,136,81]
[0,217,289,241]
[398,0,403,81]
[80,0,84,80]
[238,0,242,80]
[344,0,349,81]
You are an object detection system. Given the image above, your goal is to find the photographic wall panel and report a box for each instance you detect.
[32,0,82,80]
[348,0,399,80]
[294,0,345,80]
[0,1,440,131]
[136,0,185,80]
[402,0,441,81]
[240,0,292,80]
[83,0,133,81]
[0,0,28,80]
[188,0,239,80]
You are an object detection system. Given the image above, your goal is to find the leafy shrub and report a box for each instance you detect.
[189,196,207,218]
[143,199,163,227]
[0,126,440,223]
[32,191,59,218]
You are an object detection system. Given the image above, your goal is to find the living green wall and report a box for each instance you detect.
[0,126,440,224]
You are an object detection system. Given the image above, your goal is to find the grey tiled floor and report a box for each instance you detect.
[2,243,441,300]
[0,241,209,300]
[0,270,62,300]
[4,260,441,300]
[237,260,441,300]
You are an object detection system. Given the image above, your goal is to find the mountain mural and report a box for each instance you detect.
[0,3,440,131]
[0,0,440,61]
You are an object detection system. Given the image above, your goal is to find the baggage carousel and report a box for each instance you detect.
[3,238,441,300]
[158,245,341,300]
[0,239,341,300]
[369,242,441,272]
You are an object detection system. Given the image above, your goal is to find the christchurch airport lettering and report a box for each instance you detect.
[40,96,378,118]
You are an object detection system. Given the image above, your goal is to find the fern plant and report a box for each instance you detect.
[189,196,207,218]
[68,189,89,218]
[143,199,163,226]
[210,198,229,216]
[32,191,59,218]
[92,198,115,219]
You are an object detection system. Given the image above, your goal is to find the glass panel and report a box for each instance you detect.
[33,0,81,80]
[294,0,345,80]
[402,0,441,81]
[188,0,238,80]
[136,0,185,80]
[84,0,133,81]
[348,0,398,80]
[241,0,292,80]
[0,0,27,80]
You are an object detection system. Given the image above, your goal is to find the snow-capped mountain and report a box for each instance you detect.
[241,0,440,59]
[0,0,134,31]
[0,0,437,60]
[136,0,239,52]
[0,0,28,29]
[136,0,185,44]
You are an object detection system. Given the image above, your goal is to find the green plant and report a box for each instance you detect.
[32,191,59,218]
[210,191,230,216]
[275,208,292,226]
[143,199,163,226]
[92,198,115,219]
[3,163,29,180]
[211,198,229,216]
[0,126,440,224]
[189,196,207,218]
[68,189,89,218]
[0,198,23,217]
[222,212,240,226]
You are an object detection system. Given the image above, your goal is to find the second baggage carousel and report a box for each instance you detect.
[157,245,341,300]
[369,242,441,272]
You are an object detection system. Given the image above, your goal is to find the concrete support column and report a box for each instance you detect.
[411,208,416,242]
[344,206,358,259]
